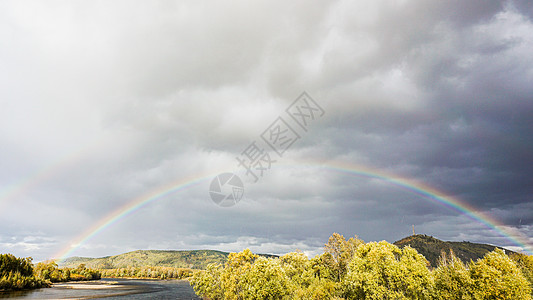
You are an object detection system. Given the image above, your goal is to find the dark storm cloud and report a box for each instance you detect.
[313,0,533,210]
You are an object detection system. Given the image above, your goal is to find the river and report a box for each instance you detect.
[0,278,201,299]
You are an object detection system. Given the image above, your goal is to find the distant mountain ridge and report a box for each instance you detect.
[59,249,277,269]
[59,235,515,270]
[394,234,515,267]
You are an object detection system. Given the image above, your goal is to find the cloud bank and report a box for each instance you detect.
[0,0,532,260]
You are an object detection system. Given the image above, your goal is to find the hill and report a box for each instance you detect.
[394,234,515,267]
[59,249,277,270]
[59,236,516,270]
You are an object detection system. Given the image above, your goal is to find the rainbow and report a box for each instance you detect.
[0,136,110,213]
[54,173,215,262]
[297,161,533,254]
[54,160,533,261]
[0,157,76,213]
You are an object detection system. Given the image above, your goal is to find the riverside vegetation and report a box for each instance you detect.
[3,233,533,298]
[0,254,101,291]
[190,233,533,300]
[0,254,48,291]
[1,254,192,291]
[99,266,193,279]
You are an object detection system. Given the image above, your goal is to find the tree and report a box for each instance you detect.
[220,249,258,300]
[280,251,313,288]
[0,254,33,278]
[190,263,224,300]
[510,252,533,292]
[434,250,474,299]
[469,249,531,300]
[292,276,339,300]
[191,250,260,300]
[0,254,48,291]
[323,233,363,282]
[241,257,291,300]
[342,241,434,299]
[309,253,335,282]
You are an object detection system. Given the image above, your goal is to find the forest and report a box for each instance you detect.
[191,233,533,300]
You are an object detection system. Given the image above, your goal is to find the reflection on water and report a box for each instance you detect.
[0,278,200,299]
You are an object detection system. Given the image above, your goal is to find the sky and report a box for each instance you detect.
[0,0,532,261]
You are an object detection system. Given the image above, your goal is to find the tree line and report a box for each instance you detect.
[34,261,101,282]
[190,233,533,300]
[99,266,193,279]
[0,254,101,291]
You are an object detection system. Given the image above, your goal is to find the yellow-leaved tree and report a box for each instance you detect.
[342,241,434,300]
[190,263,223,300]
[323,233,363,282]
[433,250,474,299]
[510,252,533,293]
[241,257,292,299]
[282,251,339,299]
[220,248,258,299]
[469,248,531,300]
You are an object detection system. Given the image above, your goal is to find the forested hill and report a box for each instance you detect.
[394,234,515,267]
[59,235,516,270]
[59,249,277,269]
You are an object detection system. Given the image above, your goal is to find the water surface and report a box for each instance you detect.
[0,278,200,299]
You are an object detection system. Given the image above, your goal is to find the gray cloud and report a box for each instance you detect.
[0,0,532,261]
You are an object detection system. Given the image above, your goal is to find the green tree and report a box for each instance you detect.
[241,257,291,299]
[0,254,33,277]
[309,253,335,282]
[323,233,363,282]
[469,249,531,299]
[293,276,339,300]
[0,254,48,291]
[190,264,224,300]
[281,251,341,299]
[510,252,533,292]
[280,251,313,287]
[434,250,473,299]
[191,249,261,300]
[220,249,257,300]
[342,241,434,300]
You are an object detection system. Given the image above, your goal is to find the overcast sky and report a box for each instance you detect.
[1,0,532,261]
